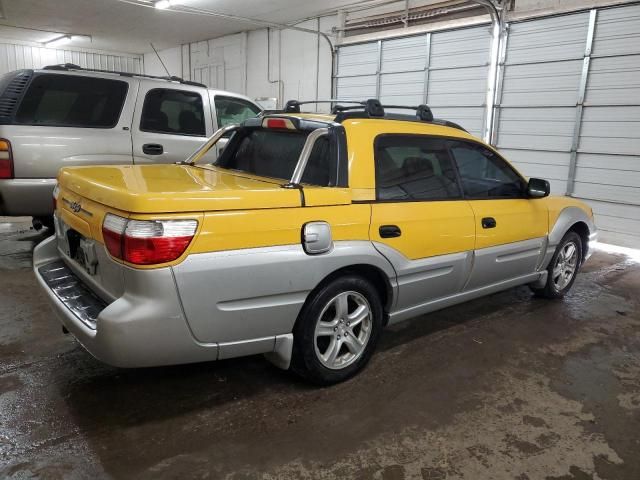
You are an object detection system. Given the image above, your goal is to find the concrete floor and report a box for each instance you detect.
[1,217,639,480]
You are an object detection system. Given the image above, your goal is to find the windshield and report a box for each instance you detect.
[216,129,334,186]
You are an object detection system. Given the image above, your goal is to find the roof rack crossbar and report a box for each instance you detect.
[42,63,207,88]
[279,98,466,132]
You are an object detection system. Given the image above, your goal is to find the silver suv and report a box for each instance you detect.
[0,64,261,226]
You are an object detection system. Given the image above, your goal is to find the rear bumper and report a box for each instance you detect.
[0,178,56,216]
[33,235,220,368]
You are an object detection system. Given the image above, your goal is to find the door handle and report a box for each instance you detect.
[482,217,497,229]
[142,143,164,155]
[379,225,402,238]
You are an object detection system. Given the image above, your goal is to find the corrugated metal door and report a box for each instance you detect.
[0,42,142,75]
[336,25,491,137]
[494,12,590,195]
[575,4,640,247]
[494,5,639,247]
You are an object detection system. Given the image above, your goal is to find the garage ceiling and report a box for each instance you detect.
[0,0,391,54]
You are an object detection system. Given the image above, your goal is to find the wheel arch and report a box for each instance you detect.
[300,263,395,326]
[541,206,594,269]
[567,221,590,262]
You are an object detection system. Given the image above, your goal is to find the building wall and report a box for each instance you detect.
[143,45,182,78]
[0,38,142,75]
[144,16,337,110]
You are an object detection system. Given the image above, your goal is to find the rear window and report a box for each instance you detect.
[15,74,128,128]
[218,129,333,186]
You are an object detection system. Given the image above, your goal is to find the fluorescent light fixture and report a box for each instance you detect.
[45,35,71,47]
[70,34,91,42]
[154,0,183,8]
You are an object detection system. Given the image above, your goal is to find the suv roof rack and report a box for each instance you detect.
[42,63,207,88]
[282,98,467,133]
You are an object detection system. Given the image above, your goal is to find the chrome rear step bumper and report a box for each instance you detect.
[38,260,106,329]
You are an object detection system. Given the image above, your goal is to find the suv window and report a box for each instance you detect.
[140,88,205,136]
[218,129,334,186]
[449,141,525,198]
[375,135,461,201]
[15,74,128,128]
[214,96,261,128]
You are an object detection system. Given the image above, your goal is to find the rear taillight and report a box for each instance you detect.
[0,139,13,179]
[102,214,197,265]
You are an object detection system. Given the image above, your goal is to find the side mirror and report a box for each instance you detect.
[527,178,550,198]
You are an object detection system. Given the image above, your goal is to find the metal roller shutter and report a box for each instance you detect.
[494,12,591,195]
[336,25,491,137]
[575,4,640,247]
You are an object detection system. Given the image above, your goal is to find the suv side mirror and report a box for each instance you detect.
[527,178,550,198]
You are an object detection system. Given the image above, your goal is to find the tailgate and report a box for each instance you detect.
[55,187,127,302]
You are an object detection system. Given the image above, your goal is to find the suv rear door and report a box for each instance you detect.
[131,81,213,164]
[6,71,137,179]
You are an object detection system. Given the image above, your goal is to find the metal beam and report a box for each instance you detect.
[566,8,598,196]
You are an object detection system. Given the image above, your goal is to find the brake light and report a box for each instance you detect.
[0,139,13,179]
[102,214,197,265]
[262,117,295,130]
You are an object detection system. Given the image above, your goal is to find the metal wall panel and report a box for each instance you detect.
[336,42,379,77]
[573,4,640,246]
[505,12,590,64]
[379,71,425,105]
[0,42,142,76]
[380,36,428,73]
[336,25,490,136]
[500,61,583,107]
[495,11,589,200]
[429,26,490,69]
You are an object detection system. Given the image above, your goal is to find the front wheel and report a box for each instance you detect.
[531,231,582,299]
[291,275,383,385]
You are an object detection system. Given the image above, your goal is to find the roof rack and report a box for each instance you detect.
[42,63,207,88]
[282,98,467,133]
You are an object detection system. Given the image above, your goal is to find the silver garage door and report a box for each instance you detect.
[574,4,640,247]
[336,25,491,137]
[494,5,639,247]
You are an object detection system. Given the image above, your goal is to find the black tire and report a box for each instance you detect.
[531,231,583,299]
[290,275,383,385]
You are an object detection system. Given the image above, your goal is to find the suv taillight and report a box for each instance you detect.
[0,139,13,179]
[102,214,198,265]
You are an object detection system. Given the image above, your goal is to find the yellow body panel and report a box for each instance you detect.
[58,164,301,213]
[192,204,371,253]
[544,195,594,231]
[468,199,549,249]
[370,201,475,259]
[54,112,594,269]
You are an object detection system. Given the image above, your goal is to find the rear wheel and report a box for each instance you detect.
[531,231,582,299]
[291,275,383,385]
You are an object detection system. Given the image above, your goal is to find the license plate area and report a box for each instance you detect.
[55,216,99,275]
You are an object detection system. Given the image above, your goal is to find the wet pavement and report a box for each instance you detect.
[1,216,639,479]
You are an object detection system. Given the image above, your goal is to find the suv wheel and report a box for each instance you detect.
[291,275,383,385]
[531,231,582,299]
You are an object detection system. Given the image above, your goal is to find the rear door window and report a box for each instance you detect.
[214,96,261,128]
[15,74,128,128]
[140,88,206,136]
[374,135,462,201]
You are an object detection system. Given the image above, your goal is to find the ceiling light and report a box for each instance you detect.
[154,0,171,9]
[44,35,71,47]
[70,34,91,42]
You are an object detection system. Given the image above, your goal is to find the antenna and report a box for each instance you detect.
[150,42,171,77]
